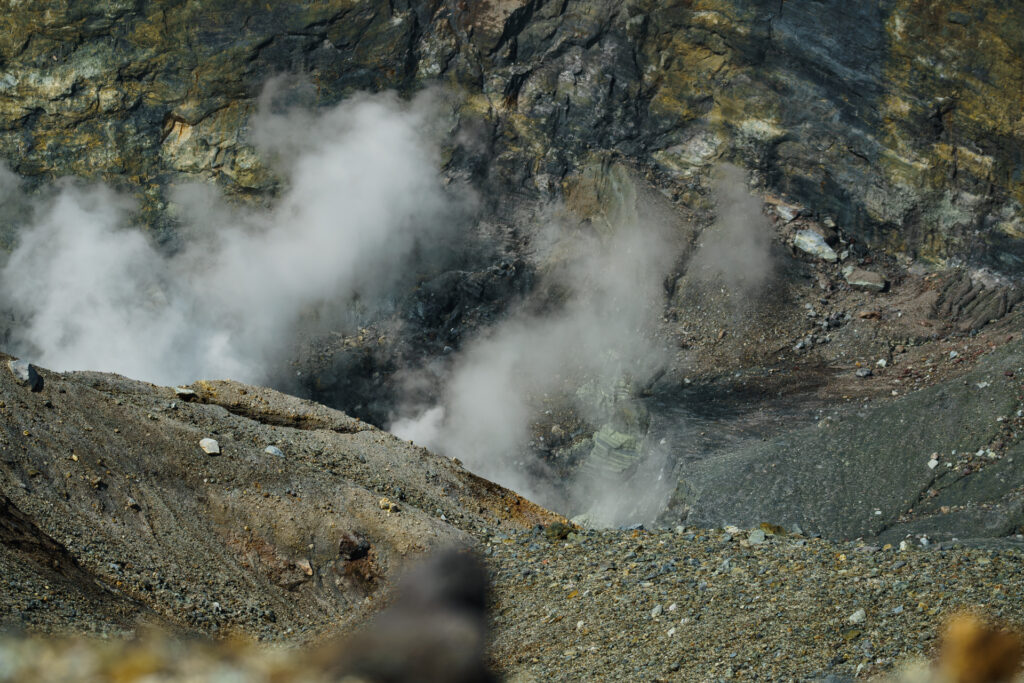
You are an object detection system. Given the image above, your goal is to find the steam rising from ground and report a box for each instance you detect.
[687,163,775,296]
[1,90,774,529]
[392,186,679,515]
[392,164,775,526]
[0,89,455,385]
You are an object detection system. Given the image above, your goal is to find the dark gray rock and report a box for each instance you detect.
[7,359,41,392]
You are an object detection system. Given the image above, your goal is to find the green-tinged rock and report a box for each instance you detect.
[794,230,839,262]
[579,424,642,480]
[544,522,573,541]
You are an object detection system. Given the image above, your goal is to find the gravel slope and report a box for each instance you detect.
[486,526,1024,681]
[0,358,563,642]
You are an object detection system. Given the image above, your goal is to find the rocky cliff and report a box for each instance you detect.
[1,0,1022,269]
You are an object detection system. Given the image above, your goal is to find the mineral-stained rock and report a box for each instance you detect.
[579,424,641,480]
[0,352,566,640]
[0,1,1022,270]
[793,230,839,263]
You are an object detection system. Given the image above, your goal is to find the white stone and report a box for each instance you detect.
[775,204,800,222]
[793,230,838,262]
[199,438,220,455]
[174,386,197,400]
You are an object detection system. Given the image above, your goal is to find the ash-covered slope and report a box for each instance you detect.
[666,337,1024,542]
[0,354,562,639]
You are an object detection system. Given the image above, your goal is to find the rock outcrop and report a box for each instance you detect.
[1,1,1022,269]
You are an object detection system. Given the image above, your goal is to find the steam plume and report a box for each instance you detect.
[0,88,455,385]
[391,163,775,525]
[391,178,679,516]
[686,162,775,296]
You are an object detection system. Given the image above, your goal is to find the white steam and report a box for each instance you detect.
[686,163,775,295]
[391,163,776,526]
[0,89,455,385]
[391,186,679,514]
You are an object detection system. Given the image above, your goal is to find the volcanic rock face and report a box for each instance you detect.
[5,4,1024,678]
[0,0,1022,532]
[0,1,1022,268]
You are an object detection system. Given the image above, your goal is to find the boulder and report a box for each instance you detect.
[793,230,838,262]
[844,267,887,292]
[7,359,41,391]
